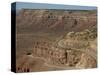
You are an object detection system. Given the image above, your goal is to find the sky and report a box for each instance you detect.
[12,2,97,11]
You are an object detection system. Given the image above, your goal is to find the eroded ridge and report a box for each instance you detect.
[16,9,97,72]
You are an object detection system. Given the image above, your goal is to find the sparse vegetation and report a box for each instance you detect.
[65,26,97,41]
[16,9,97,72]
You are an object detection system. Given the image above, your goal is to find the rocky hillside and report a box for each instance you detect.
[16,9,97,72]
[16,9,97,34]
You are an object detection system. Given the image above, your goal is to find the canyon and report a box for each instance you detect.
[16,9,97,72]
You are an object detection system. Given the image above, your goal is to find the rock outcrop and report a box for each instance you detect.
[16,9,97,72]
[16,9,97,34]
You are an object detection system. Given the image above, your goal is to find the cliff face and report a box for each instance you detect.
[16,9,97,72]
[16,9,97,34]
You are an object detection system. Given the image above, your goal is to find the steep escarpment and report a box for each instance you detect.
[16,9,96,34]
[16,9,97,72]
